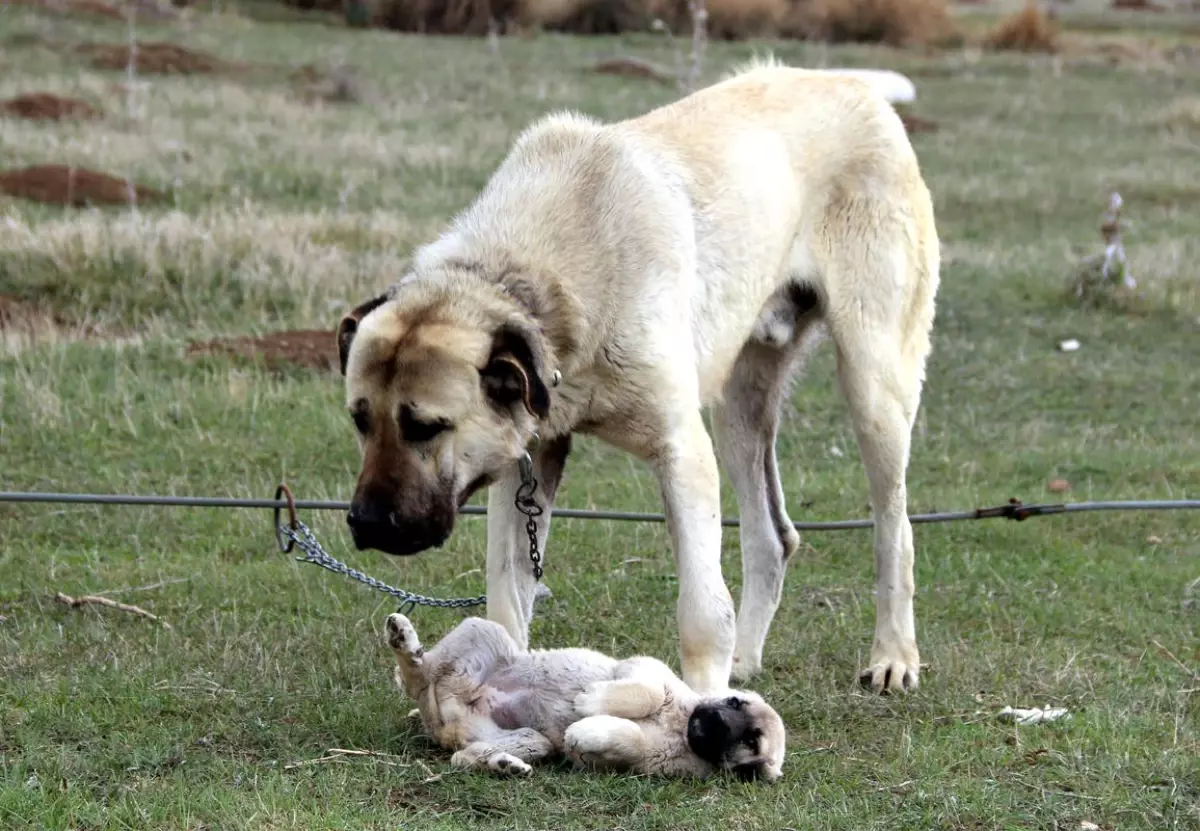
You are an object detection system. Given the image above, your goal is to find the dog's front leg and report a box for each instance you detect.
[485,435,571,648]
[652,412,736,695]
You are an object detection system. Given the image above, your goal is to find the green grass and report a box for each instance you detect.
[2,4,1199,830]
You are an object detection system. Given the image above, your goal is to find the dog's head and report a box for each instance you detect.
[335,279,552,556]
[686,691,786,783]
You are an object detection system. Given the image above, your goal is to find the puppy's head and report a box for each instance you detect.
[686,691,786,783]
[336,278,551,557]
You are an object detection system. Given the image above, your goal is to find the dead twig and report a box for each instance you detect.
[1151,639,1199,681]
[1068,191,1137,306]
[54,591,171,627]
[284,747,411,771]
[686,0,708,92]
[94,577,191,596]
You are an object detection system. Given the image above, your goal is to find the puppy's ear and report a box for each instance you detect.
[482,317,551,419]
[336,293,389,376]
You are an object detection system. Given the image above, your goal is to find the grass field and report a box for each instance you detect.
[2,2,1199,829]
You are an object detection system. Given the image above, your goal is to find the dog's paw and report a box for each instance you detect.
[730,652,762,684]
[385,613,422,656]
[858,640,920,695]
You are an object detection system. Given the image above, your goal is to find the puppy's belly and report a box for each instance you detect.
[488,688,540,731]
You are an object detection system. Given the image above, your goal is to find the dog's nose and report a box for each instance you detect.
[347,500,388,533]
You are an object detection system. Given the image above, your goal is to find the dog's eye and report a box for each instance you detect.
[725,697,743,710]
[400,408,451,443]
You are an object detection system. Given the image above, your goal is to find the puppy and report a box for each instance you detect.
[383,612,786,781]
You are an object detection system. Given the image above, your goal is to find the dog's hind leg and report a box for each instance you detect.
[818,183,939,695]
[451,727,555,776]
[716,287,820,682]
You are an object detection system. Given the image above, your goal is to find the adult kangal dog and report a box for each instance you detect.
[383,612,787,780]
[337,58,940,696]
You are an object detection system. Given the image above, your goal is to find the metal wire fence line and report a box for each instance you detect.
[4,488,1197,610]
[2,490,1198,530]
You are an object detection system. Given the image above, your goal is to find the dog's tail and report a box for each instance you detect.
[723,54,918,106]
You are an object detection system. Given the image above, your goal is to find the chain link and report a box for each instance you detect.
[516,452,544,581]
[281,518,488,612]
[273,452,545,612]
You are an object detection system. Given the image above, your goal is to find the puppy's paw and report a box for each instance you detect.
[488,753,533,776]
[572,683,608,718]
[564,715,636,769]
[385,613,422,657]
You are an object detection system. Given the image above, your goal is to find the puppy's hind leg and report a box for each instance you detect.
[715,287,819,682]
[451,728,555,776]
[384,613,426,698]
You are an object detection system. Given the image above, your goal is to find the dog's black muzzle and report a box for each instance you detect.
[346,504,450,557]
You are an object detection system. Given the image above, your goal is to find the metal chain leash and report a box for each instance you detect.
[272,452,545,613]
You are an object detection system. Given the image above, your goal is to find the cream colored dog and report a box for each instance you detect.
[338,57,940,696]
[384,612,787,780]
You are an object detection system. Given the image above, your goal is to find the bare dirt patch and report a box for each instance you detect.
[76,42,227,75]
[0,164,163,207]
[0,92,102,121]
[186,330,339,373]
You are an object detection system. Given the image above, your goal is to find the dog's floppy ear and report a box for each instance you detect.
[482,316,551,419]
[336,293,389,376]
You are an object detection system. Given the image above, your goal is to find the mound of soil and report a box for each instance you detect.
[0,295,68,332]
[0,164,163,207]
[0,92,101,121]
[186,330,339,373]
[899,112,938,133]
[984,4,1059,53]
[1111,0,1166,10]
[9,0,124,19]
[77,42,225,74]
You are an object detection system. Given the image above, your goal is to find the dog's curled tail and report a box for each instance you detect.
[723,54,918,106]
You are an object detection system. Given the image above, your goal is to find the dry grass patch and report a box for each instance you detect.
[376,0,520,34]
[983,3,1060,53]
[782,0,957,47]
[0,210,427,330]
[1154,95,1200,130]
